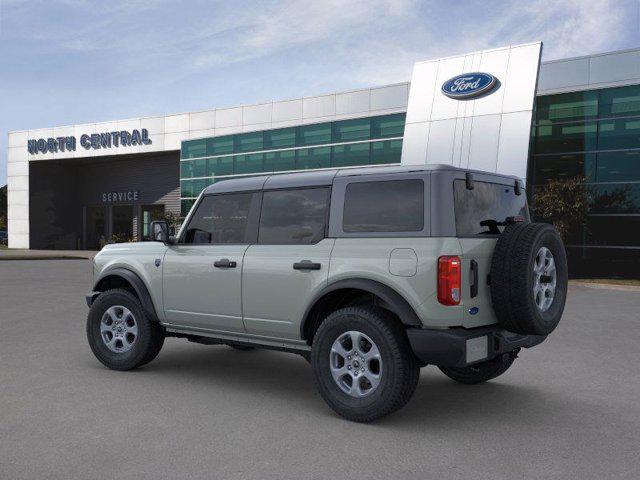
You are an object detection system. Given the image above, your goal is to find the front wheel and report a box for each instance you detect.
[86,289,164,371]
[311,307,419,423]
[438,353,515,385]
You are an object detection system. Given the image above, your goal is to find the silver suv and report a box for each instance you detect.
[86,165,568,422]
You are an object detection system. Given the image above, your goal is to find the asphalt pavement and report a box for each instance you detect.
[1,260,639,479]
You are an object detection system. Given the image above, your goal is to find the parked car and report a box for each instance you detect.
[85,165,568,422]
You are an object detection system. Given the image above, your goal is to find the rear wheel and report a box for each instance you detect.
[439,353,515,385]
[311,306,419,423]
[86,289,164,371]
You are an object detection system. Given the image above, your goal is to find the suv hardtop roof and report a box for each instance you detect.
[202,164,521,195]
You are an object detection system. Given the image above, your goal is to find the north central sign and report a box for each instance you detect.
[27,128,152,155]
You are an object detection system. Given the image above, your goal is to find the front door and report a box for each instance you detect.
[242,187,332,340]
[162,191,259,334]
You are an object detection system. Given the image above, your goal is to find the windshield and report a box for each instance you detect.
[453,179,529,236]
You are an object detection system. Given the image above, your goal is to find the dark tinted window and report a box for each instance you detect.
[343,180,424,232]
[183,193,253,244]
[453,180,529,236]
[259,188,329,244]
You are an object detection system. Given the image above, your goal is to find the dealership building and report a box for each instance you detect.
[6,45,640,271]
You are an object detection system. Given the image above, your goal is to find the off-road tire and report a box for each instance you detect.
[311,306,420,423]
[439,354,515,384]
[490,222,568,335]
[86,289,164,371]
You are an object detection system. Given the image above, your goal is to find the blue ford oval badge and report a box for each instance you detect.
[441,72,497,99]
[469,307,479,315]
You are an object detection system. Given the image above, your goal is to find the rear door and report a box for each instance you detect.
[242,187,333,341]
[453,179,529,327]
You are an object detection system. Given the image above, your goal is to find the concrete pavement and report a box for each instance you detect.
[1,260,639,479]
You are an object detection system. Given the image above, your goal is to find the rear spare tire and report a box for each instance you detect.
[490,222,568,335]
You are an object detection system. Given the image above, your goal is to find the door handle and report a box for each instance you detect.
[214,258,237,268]
[470,259,479,298]
[293,260,321,271]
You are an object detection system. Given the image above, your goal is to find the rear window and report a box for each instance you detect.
[343,179,424,233]
[453,180,529,236]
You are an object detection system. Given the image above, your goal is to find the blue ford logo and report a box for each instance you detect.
[441,72,497,99]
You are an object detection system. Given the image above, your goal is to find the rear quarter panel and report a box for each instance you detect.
[329,237,464,328]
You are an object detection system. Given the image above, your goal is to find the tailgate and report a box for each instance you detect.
[458,238,499,328]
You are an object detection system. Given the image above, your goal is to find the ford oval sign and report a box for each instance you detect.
[441,72,497,99]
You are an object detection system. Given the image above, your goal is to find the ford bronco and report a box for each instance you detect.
[86,165,567,422]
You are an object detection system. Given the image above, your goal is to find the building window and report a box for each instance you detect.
[264,128,296,149]
[296,147,331,170]
[332,143,370,167]
[332,118,370,142]
[296,123,332,146]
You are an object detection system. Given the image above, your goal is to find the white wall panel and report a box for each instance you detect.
[336,90,370,115]
[9,131,28,147]
[8,233,29,249]
[589,50,640,85]
[272,99,302,122]
[215,107,243,128]
[466,114,501,171]
[8,175,28,192]
[7,161,28,177]
[164,132,183,151]
[242,103,272,125]
[400,122,430,166]
[472,49,510,116]
[425,119,456,165]
[164,114,189,133]
[496,110,534,179]
[189,111,215,131]
[405,66,437,124]
[502,43,541,112]
[303,95,335,118]
[140,116,165,134]
[538,58,589,92]
[8,147,27,163]
[370,84,409,111]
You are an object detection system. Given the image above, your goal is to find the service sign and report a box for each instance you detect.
[27,129,152,155]
[441,72,497,99]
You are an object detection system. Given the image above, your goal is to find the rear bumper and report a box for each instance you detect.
[407,325,546,368]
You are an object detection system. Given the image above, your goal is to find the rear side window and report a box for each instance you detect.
[183,193,253,244]
[258,188,330,244]
[453,180,529,236]
[343,179,424,232]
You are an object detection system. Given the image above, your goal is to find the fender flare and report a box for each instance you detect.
[300,278,422,340]
[91,267,159,322]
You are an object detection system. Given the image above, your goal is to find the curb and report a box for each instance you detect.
[569,280,640,292]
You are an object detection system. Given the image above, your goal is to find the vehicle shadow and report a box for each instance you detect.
[121,341,585,430]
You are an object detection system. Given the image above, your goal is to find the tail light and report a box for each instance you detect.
[438,256,461,306]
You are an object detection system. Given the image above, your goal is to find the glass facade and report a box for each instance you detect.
[529,84,640,266]
[180,113,405,215]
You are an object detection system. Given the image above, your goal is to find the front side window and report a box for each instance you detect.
[183,193,253,244]
[453,180,529,236]
[343,179,424,232]
[258,188,329,244]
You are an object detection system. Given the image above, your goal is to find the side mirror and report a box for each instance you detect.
[150,220,171,243]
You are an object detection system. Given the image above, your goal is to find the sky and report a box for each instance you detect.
[1,0,640,186]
